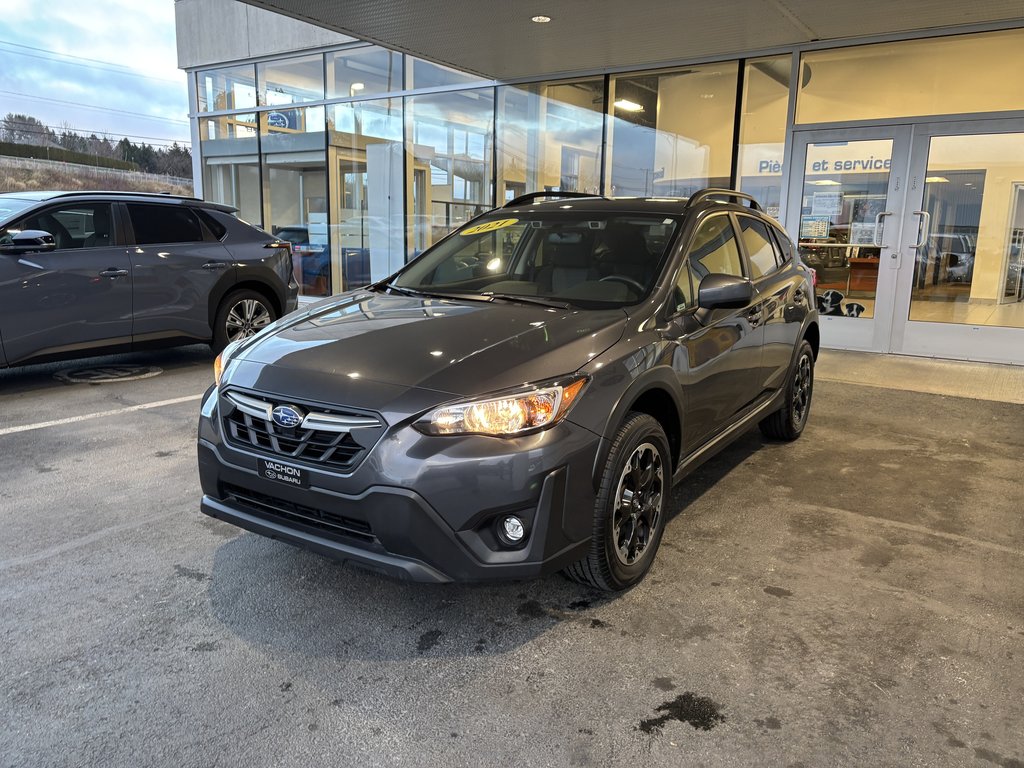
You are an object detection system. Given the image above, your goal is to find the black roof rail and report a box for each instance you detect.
[503,191,604,208]
[49,190,203,202]
[685,188,762,212]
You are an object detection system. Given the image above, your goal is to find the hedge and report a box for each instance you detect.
[0,141,137,171]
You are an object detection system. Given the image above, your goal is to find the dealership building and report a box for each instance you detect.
[175,0,1024,365]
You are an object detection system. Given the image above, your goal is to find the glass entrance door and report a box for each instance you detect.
[786,127,912,352]
[788,121,1024,365]
[891,121,1024,364]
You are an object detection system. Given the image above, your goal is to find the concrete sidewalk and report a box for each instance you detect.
[817,349,1024,405]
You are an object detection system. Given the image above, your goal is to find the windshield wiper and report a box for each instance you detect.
[373,283,495,303]
[483,293,572,310]
[373,282,418,296]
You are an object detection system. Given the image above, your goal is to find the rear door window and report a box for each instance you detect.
[127,203,204,245]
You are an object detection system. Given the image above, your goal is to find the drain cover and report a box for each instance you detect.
[55,365,163,384]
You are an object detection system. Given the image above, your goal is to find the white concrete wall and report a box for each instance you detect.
[175,0,355,70]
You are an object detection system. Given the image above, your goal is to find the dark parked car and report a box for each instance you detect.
[198,189,818,591]
[0,191,298,368]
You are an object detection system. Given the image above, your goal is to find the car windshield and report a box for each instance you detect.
[0,197,40,225]
[390,212,680,308]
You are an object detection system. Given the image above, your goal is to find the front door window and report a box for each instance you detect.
[794,139,896,320]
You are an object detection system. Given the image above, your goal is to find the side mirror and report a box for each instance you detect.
[697,273,754,310]
[0,230,57,255]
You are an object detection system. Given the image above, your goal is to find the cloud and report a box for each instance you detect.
[0,0,190,145]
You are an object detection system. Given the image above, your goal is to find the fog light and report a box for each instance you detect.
[501,516,525,544]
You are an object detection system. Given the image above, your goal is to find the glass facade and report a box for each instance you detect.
[406,88,494,257]
[327,99,405,292]
[738,56,791,219]
[496,78,604,203]
[199,113,261,224]
[192,28,1024,326]
[257,53,325,106]
[607,63,738,197]
[797,30,1024,124]
[259,106,328,295]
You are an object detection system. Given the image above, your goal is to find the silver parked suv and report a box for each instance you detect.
[198,189,818,591]
[0,191,298,368]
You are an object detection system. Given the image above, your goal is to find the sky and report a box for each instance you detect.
[0,0,191,149]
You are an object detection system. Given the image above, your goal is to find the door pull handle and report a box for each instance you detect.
[202,261,228,270]
[99,268,129,278]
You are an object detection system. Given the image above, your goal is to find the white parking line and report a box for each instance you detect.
[0,394,203,437]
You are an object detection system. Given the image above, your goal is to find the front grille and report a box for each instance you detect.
[224,483,376,544]
[221,389,384,472]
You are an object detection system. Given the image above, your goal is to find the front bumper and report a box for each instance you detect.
[197,386,601,583]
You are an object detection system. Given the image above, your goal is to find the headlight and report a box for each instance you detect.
[417,377,587,437]
[213,340,242,387]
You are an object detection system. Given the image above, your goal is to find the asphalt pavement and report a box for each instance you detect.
[1,345,1022,767]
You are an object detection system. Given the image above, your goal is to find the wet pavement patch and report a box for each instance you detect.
[754,716,782,730]
[652,677,676,691]
[516,600,548,620]
[639,692,726,733]
[417,630,443,653]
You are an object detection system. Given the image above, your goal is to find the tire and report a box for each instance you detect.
[759,339,814,441]
[565,412,670,592]
[212,289,277,353]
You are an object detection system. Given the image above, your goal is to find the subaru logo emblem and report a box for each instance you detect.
[271,404,304,428]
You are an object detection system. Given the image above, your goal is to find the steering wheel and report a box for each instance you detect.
[600,275,646,294]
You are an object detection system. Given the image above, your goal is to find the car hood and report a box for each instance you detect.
[235,291,628,398]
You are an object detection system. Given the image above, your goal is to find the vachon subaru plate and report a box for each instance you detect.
[197,189,819,591]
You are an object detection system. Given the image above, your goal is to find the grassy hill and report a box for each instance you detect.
[1,155,193,196]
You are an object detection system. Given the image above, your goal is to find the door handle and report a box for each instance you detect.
[872,211,892,248]
[911,210,931,249]
[99,268,129,278]
[202,261,228,270]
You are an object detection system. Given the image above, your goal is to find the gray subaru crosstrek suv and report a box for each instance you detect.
[198,190,818,591]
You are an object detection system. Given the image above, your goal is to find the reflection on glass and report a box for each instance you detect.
[198,65,257,111]
[909,133,1024,329]
[260,107,328,297]
[737,56,791,219]
[797,29,1024,124]
[406,88,494,258]
[496,79,604,203]
[796,139,894,319]
[327,46,402,98]
[200,114,261,224]
[257,54,325,106]
[407,57,485,89]
[328,99,405,292]
[608,63,738,197]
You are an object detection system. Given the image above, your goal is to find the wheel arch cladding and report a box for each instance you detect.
[803,321,820,359]
[591,375,683,491]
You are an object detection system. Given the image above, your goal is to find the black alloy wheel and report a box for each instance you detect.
[759,339,815,441]
[566,412,670,591]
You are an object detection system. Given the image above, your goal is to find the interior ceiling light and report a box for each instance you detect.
[809,179,841,186]
[531,15,551,23]
[614,99,644,112]
[926,176,950,183]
